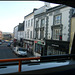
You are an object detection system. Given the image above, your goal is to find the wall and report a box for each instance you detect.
[61,7,72,41]
[24,13,34,39]
[0,31,2,40]
[47,6,72,41]
[18,31,24,40]
[14,26,18,39]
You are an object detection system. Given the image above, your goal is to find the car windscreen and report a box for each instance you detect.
[18,48,26,51]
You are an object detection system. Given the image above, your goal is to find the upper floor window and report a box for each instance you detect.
[54,14,61,25]
[26,21,27,27]
[30,31,32,39]
[27,31,29,38]
[25,31,26,38]
[28,20,30,27]
[36,20,39,28]
[41,19,45,27]
[31,19,33,26]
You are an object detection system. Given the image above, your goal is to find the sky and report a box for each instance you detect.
[0,1,59,33]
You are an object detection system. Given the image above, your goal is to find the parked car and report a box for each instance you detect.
[0,42,2,45]
[7,42,11,47]
[14,47,27,56]
[0,40,2,45]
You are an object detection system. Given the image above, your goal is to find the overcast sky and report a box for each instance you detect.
[0,1,59,33]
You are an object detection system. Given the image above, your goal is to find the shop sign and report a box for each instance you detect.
[34,41,37,43]
[37,41,42,44]
[37,41,44,45]
[24,41,29,43]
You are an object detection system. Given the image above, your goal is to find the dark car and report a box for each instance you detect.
[0,40,2,45]
[7,42,11,47]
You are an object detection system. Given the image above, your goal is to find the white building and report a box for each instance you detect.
[47,5,74,41]
[34,4,75,41]
[13,26,18,39]
[34,2,51,40]
[18,31,24,41]
[34,4,75,55]
[24,12,34,39]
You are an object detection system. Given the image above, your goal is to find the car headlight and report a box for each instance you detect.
[18,52,21,54]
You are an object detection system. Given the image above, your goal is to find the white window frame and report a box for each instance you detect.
[31,19,33,26]
[53,28,61,40]
[41,19,45,27]
[36,20,39,28]
[54,14,61,25]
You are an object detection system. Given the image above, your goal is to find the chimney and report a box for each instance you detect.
[45,2,51,9]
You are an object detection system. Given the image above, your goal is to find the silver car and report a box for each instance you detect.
[14,47,27,56]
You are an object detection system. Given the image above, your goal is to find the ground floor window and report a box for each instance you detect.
[47,46,66,55]
[53,28,61,40]
[35,44,42,54]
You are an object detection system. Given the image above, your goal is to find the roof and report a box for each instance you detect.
[47,4,67,12]
[24,12,34,19]
[41,0,75,8]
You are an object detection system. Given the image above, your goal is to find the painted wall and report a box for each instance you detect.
[24,13,34,39]
[61,7,72,41]
[18,31,24,40]
[47,6,72,41]
[14,26,18,39]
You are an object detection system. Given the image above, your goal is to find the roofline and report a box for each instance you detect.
[24,11,34,19]
[47,4,68,13]
[14,25,18,29]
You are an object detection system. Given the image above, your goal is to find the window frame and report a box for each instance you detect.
[54,14,62,25]
[41,18,45,27]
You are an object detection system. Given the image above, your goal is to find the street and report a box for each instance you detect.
[0,43,34,59]
[0,43,35,65]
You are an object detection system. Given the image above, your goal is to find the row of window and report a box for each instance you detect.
[36,14,61,28]
[24,14,61,40]
[25,19,33,28]
[25,31,32,39]
[35,14,61,40]
[36,19,45,28]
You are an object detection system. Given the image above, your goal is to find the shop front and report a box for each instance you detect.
[45,39,70,55]
[23,39,34,55]
[34,40,45,56]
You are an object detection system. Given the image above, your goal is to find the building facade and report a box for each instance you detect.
[0,31,2,40]
[46,5,75,55]
[33,3,51,56]
[13,3,75,56]
[34,4,75,56]
[18,21,24,41]
[23,11,34,53]
[13,26,18,40]
[47,5,73,41]
[24,12,34,39]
